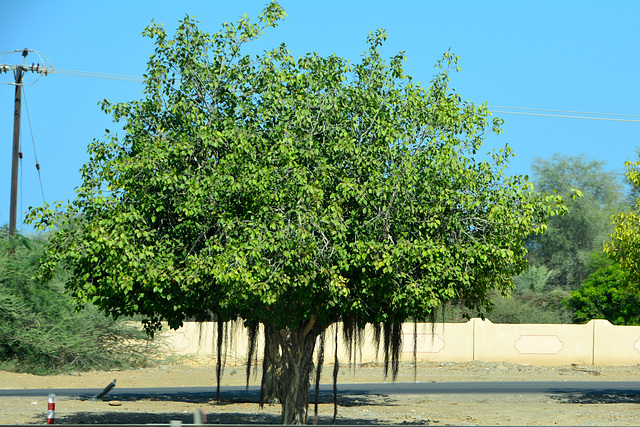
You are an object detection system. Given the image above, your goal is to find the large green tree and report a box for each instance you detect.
[525,154,626,290]
[30,5,564,424]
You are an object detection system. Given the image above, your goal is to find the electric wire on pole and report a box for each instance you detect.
[1,49,53,235]
[1,49,143,235]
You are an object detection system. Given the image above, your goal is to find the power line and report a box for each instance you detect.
[52,68,143,82]
[0,64,144,83]
[489,109,640,123]
[2,53,638,122]
[3,52,639,122]
[488,105,640,119]
[22,86,46,204]
[1,48,143,84]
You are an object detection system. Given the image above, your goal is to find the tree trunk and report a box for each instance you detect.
[265,322,320,425]
[260,327,282,405]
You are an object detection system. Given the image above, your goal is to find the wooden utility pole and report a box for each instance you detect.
[2,48,50,235]
[9,67,23,235]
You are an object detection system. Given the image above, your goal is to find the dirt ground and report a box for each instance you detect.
[2,360,640,425]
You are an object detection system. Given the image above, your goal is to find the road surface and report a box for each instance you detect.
[2,381,639,399]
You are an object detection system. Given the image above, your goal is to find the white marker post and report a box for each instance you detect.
[47,393,55,424]
[193,409,207,425]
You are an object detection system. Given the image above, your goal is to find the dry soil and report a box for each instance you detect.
[2,360,640,425]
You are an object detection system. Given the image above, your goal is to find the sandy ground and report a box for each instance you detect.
[2,360,640,425]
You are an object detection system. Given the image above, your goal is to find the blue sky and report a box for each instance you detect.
[1,1,639,231]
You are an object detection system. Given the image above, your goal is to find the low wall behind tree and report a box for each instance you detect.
[161,318,640,366]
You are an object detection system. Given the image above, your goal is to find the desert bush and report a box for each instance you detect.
[439,288,571,324]
[0,229,160,374]
[487,289,572,324]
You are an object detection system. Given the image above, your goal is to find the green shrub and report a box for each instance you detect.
[0,230,160,374]
[566,263,640,325]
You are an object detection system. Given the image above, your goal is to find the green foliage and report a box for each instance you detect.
[607,155,640,286]
[582,149,640,327]
[28,4,564,422]
[527,154,626,290]
[566,262,640,325]
[0,230,157,374]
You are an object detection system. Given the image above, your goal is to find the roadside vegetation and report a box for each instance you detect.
[0,229,160,374]
[442,153,640,325]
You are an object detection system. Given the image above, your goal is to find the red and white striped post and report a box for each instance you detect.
[47,393,55,424]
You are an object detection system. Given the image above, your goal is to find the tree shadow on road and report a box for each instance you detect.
[548,390,640,404]
[81,390,395,407]
[53,392,399,425]
[54,409,403,425]
[54,411,281,425]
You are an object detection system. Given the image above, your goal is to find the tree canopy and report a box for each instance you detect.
[525,154,626,290]
[30,4,564,423]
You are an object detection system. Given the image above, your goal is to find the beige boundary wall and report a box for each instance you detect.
[161,318,640,366]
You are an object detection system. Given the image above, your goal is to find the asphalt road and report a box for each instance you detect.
[2,381,640,400]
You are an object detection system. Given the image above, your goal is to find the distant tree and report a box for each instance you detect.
[532,154,624,207]
[513,265,554,293]
[527,154,626,290]
[29,5,564,424]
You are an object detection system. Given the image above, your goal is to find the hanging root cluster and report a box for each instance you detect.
[206,317,412,425]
